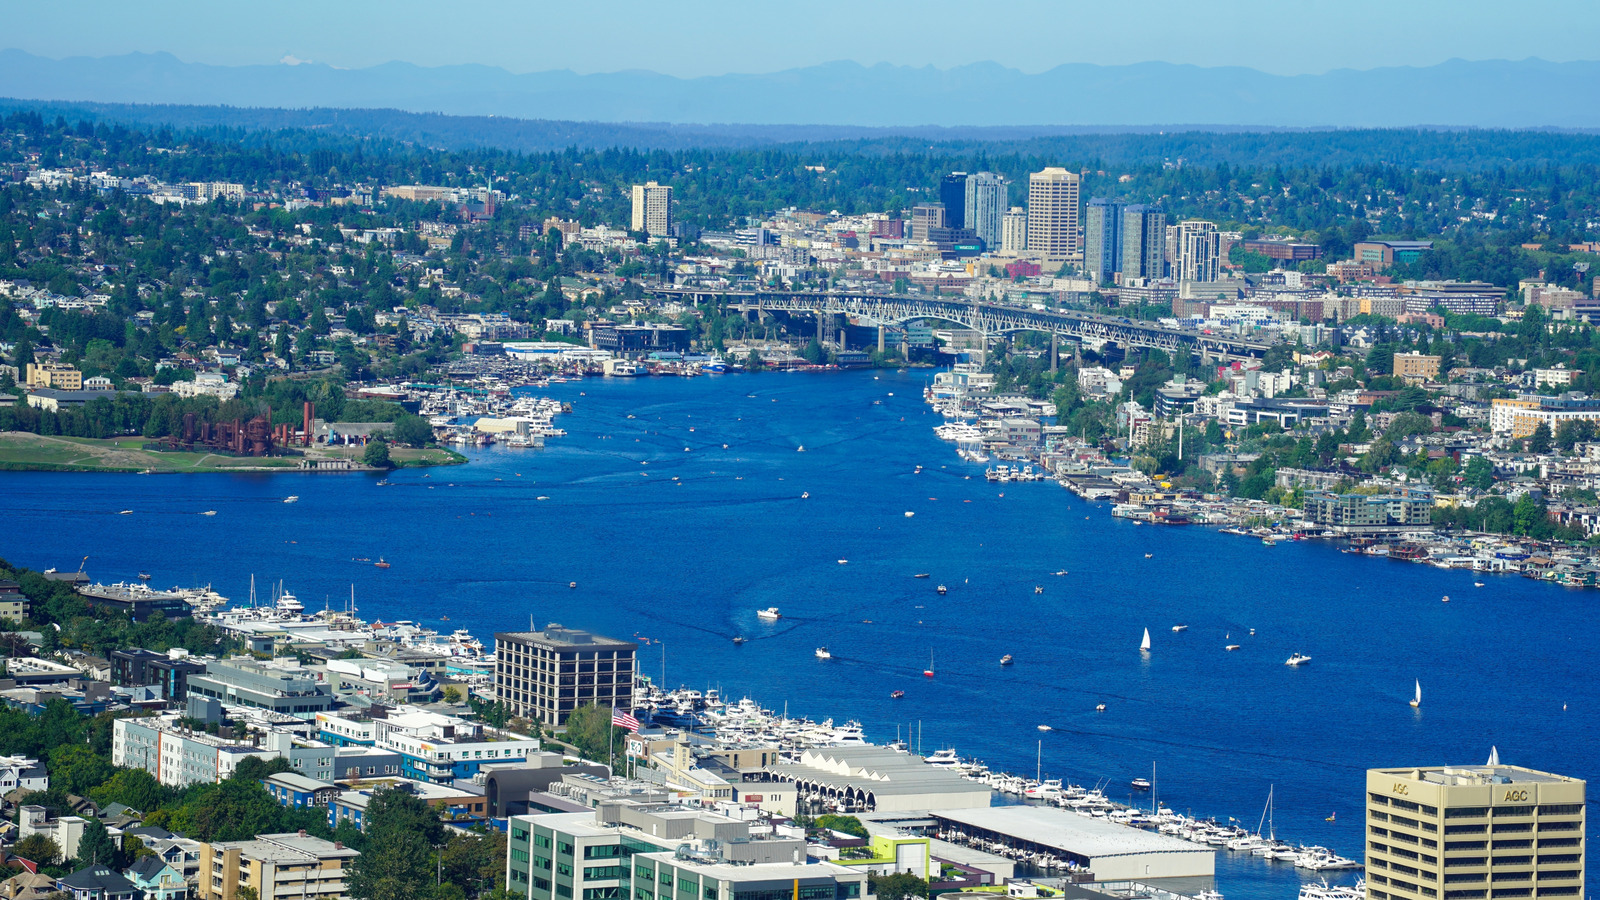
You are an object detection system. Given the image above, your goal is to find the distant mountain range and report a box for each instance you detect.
[2,50,1600,129]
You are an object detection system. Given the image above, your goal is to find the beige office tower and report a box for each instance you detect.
[1365,763,1585,900]
[630,181,673,238]
[1025,168,1081,265]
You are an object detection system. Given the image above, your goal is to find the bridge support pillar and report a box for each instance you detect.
[877,325,885,354]
[1050,332,1059,374]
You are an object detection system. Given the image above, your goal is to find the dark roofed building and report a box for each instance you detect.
[109,648,206,701]
[55,865,137,900]
[77,585,189,623]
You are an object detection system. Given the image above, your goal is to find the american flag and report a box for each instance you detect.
[611,709,640,732]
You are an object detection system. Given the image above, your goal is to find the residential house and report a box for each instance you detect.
[54,866,137,900]
[123,856,186,900]
[0,872,58,900]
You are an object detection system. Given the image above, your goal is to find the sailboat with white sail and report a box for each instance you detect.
[1410,680,1421,708]
[1140,628,1152,653]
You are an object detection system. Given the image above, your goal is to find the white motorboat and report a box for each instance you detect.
[1286,652,1312,666]
[757,607,781,621]
[815,647,832,660]
[1026,779,1064,801]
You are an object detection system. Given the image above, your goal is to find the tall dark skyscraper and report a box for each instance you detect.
[940,173,969,230]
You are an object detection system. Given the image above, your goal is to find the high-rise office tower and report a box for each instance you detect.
[1176,220,1221,283]
[494,625,638,727]
[1001,208,1028,253]
[940,173,969,230]
[630,181,673,238]
[1120,205,1167,282]
[909,203,947,242]
[1364,763,1585,900]
[1084,198,1125,285]
[1026,168,1081,265]
[964,172,1008,249]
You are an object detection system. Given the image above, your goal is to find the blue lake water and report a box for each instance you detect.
[1,368,1594,900]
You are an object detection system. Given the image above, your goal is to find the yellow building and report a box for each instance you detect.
[198,831,359,900]
[1393,352,1441,382]
[24,362,82,390]
[1365,763,1584,900]
[1489,395,1600,438]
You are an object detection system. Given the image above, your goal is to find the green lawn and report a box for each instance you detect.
[0,432,457,472]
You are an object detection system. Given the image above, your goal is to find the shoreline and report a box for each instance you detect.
[0,431,466,473]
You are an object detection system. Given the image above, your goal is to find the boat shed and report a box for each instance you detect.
[763,748,991,813]
[928,806,1214,881]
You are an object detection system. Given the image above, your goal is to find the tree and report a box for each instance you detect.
[799,338,823,364]
[442,686,464,704]
[391,414,433,448]
[363,440,392,468]
[91,767,168,814]
[814,815,868,838]
[75,817,120,868]
[562,704,626,770]
[1384,412,1434,441]
[232,756,294,783]
[1462,455,1496,491]
[869,873,928,900]
[1529,422,1553,454]
[1555,419,1596,451]
[13,833,59,865]
[237,888,260,900]
[49,744,113,796]
[346,787,446,900]
[13,336,33,373]
[440,832,506,898]
[1513,493,1546,536]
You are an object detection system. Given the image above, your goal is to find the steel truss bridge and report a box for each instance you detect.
[651,288,1272,360]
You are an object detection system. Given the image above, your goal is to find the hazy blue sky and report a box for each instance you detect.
[4,0,1594,78]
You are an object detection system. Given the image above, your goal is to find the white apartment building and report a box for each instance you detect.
[631,181,674,238]
[1001,207,1028,253]
[1176,220,1221,283]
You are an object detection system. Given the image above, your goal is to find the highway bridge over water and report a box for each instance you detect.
[650,288,1273,361]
